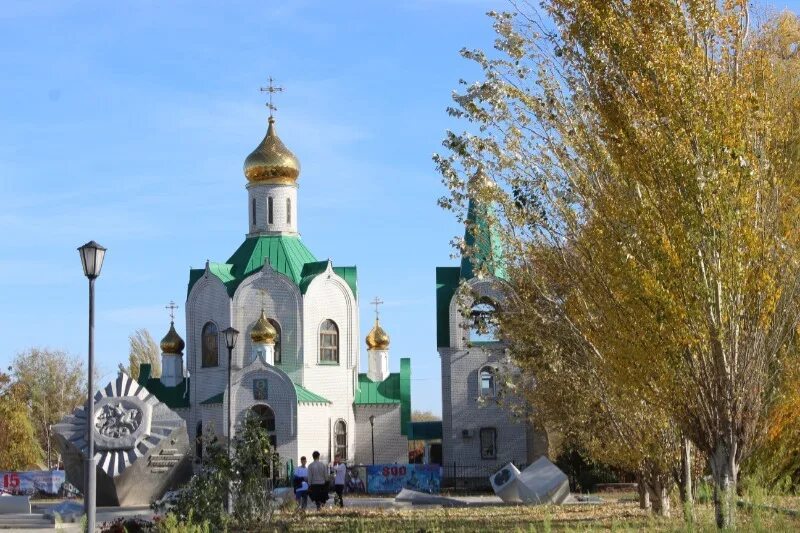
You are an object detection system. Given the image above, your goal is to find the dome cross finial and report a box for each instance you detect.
[165,300,179,323]
[259,76,284,120]
[370,296,384,322]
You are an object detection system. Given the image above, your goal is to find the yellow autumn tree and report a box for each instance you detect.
[436,2,800,528]
[0,372,43,471]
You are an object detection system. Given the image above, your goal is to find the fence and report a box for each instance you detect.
[440,462,528,491]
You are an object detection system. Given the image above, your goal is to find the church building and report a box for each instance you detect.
[137,107,411,466]
[436,173,547,477]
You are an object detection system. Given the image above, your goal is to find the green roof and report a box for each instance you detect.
[197,384,330,406]
[137,364,190,409]
[460,200,506,281]
[355,358,411,436]
[188,235,317,296]
[409,421,442,441]
[188,236,358,299]
[294,383,331,404]
[436,267,460,348]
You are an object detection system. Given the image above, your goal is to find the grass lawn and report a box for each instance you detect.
[270,492,800,532]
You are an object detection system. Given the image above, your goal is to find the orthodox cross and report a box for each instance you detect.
[370,296,384,321]
[259,76,284,118]
[165,301,178,322]
[258,288,268,311]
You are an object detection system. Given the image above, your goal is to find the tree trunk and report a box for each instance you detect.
[647,477,671,517]
[637,473,651,510]
[710,443,738,529]
[680,437,693,505]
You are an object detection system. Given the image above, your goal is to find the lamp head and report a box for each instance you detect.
[77,240,107,279]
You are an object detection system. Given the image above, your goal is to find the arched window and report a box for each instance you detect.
[479,366,496,397]
[268,319,282,363]
[201,322,219,367]
[286,198,291,224]
[195,421,203,462]
[469,298,499,342]
[268,196,274,224]
[251,404,277,448]
[319,319,339,363]
[251,198,256,226]
[334,420,347,460]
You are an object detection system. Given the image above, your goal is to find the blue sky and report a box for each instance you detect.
[2,0,799,417]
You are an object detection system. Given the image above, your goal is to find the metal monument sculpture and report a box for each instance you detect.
[54,373,192,506]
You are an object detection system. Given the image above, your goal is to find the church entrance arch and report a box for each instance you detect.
[251,404,277,448]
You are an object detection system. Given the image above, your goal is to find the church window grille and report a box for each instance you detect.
[319,319,339,363]
[334,419,347,460]
[251,198,256,226]
[286,198,291,224]
[469,298,499,342]
[479,427,497,459]
[479,367,496,398]
[269,319,281,363]
[268,197,274,224]
[201,322,219,367]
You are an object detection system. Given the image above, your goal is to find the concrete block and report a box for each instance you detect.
[0,495,30,514]
[490,457,569,505]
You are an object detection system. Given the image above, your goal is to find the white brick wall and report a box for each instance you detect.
[247,183,298,236]
[354,406,408,464]
[232,265,304,382]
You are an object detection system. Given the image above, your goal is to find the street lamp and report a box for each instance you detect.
[77,240,106,533]
[223,326,239,453]
[368,415,376,465]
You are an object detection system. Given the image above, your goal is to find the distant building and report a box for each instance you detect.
[436,173,547,477]
[139,110,410,467]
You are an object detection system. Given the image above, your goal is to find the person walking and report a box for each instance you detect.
[307,451,329,510]
[293,456,309,510]
[332,455,347,508]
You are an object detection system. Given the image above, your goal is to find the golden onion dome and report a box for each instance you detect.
[250,309,277,344]
[366,319,390,350]
[243,117,300,184]
[160,322,185,355]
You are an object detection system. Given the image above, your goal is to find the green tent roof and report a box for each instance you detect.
[354,358,411,436]
[198,384,329,406]
[137,364,190,409]
[460,200,506,281]
[188,236,357,298]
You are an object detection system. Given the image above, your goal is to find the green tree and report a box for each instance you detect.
[0,371,43,470]
[11,348,85,470]
[123,329,161,380]
[436,3,800,528]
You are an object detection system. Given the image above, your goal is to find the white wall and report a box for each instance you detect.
[247,183,298,236]
[354,405,408,464]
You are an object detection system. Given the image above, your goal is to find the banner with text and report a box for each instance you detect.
[366,464,441,494]
[0,470,65,495]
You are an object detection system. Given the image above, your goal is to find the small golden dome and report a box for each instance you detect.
[366,319,390,350]
[160,322,185,354]
[251,309,277,344]
[243,117,300,184]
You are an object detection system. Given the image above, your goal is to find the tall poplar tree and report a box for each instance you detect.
[437,2,800,528]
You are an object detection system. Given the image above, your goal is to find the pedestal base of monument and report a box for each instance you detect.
[490,457,570,505]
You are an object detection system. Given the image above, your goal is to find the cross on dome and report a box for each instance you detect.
[259,76,284,119]
[370,296,384,321]
[165,301,179,323]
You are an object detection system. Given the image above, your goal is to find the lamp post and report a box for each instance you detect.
[222,326,238,512]
[368,415,375,465]
[78,240,106,533]
[223,327,239,454]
